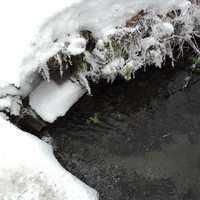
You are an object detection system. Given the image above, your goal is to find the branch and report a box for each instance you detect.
[186,38,200,57]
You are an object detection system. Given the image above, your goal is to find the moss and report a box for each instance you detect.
[20,107,38,119]
[86,114,100,125]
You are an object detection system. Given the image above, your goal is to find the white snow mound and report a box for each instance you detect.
[0,117,98,200]
[29,80,86,123]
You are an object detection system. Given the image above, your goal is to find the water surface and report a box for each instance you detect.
[48,63,200,200]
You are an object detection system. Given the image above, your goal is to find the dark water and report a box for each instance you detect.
[48,62,200,200]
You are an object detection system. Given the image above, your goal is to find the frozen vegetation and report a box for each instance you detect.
[0,0,200,199]
[1,0,200,121]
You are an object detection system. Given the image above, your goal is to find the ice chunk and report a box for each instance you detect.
[29,80,86,123]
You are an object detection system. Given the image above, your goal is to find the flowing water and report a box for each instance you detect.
[47,61,200,200]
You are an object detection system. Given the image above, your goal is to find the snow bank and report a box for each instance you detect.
[0,0,82,88]
[29,80,86,123]
[1,0,198,118]
[0,117,98,200]
[0,84,21,117]
[1,0,191,91]
[19,0,191,84]
[0,0,200,199]
[15,0,196,98]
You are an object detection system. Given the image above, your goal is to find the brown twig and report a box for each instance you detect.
[17,189,28,199]
[146,133,172,153]
[183,64,196,90]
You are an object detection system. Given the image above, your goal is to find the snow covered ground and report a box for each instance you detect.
[0,0,82,87]
[0,1,98,199]
[0,0,199,199]
[0,117,98,200]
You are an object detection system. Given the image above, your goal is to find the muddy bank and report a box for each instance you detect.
[47,58,200,200]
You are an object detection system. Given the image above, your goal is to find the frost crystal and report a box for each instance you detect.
[1,0,200,120]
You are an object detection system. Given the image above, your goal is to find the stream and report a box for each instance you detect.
[47,60,200,200]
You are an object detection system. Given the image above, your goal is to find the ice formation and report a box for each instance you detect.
[29,80,86,122]
[18,0,200,123]
[0,0,200,199]
[1,0,199,120]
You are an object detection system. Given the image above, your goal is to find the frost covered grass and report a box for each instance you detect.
[23,0,200,123]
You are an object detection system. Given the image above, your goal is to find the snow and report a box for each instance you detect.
[67,38,87,55]
[0,117,98,200]
[0,84,21,116]
[0,85,19,97]
[0,0,199,199]
[29,80,86,123]
[142,37,157,51]
[152,22,174,38]
[0,0,190,92]
[102,58,125,82]
[0,0,82,88]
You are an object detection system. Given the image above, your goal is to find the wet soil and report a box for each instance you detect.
[47,59,200,200]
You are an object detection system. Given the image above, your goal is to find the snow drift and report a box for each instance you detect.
[0,117,99,200]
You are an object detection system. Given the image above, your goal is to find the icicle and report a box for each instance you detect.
[55,53,64,77]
